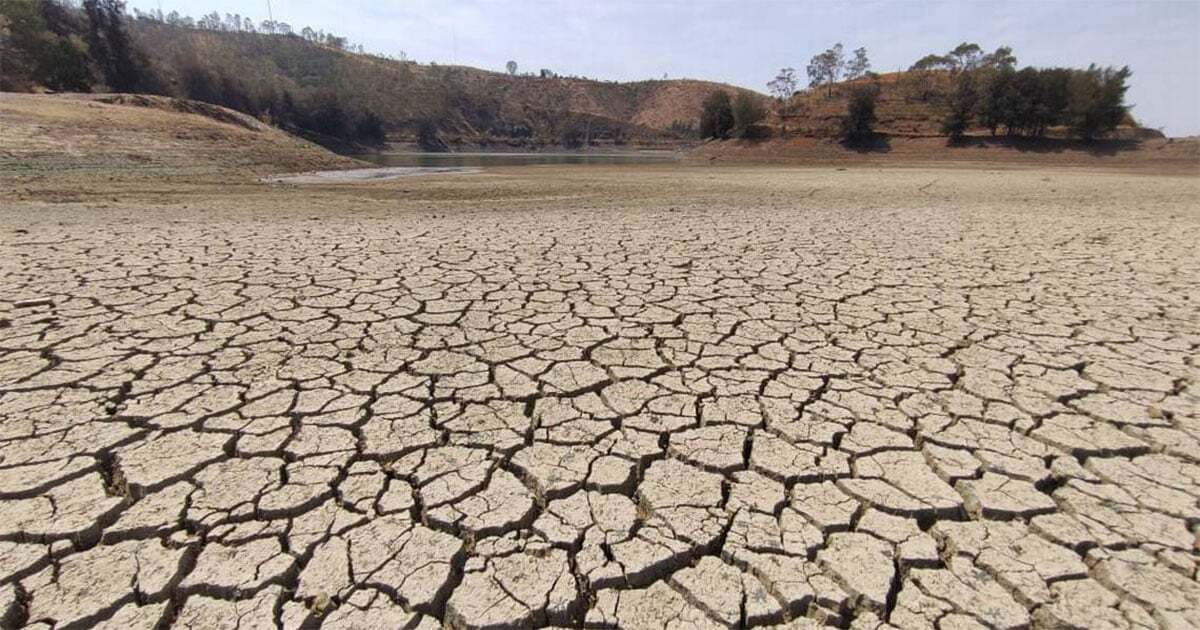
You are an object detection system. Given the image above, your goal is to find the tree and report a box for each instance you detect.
[807,43,844,97]
[506,60,517,75]
[767,67,798,100]
[904,53,953,102]
[1067,65,1131,140]
[845,47,870,81]
[0,0,92,91]
[699,90,734,139]
[942,72,977,142]
[1008,67,1045,136]
[83,0,150,92]
[978,66,1015,136]
[352,110,386,145]
[767,67,798,135]
[1036,68,1072,136]
[732,92,767,139]
[948,42,983,72]
[304,90,348,137]
[841,83,879,143]
[981,46,1017,71]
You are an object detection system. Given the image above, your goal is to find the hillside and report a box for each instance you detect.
[2,3,1181,161]
[760,71,1153,140]
[0,92,359,177]
[129,22,761,148]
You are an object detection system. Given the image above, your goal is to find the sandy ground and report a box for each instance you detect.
[1,161,1199,629]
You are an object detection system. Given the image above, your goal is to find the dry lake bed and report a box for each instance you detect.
[1,164,1198,628]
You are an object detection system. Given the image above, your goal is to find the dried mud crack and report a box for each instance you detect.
[0,166,1198,629]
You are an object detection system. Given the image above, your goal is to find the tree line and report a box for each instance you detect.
[1,0,152,93]
[699,41,1133,144]
[941,61,1132,142]
[700,42,880,143]
[127,6,366,54]
[0,0,387,145]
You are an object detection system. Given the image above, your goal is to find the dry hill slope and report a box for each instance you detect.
[0,92,359,177]
[132,23,763,147]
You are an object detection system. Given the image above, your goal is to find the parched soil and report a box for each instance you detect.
[1,161,1197,628]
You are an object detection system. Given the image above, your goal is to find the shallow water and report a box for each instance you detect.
[264,166,480,184]
[353,150,679,168]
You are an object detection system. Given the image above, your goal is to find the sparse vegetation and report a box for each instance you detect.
[4,0,746,149]
[807,43,845,98]
[0,2,1143,149]
[767,67,799,135]
[845,47,870,81]
[776,40,1134,143]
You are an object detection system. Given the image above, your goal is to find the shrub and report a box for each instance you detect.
[559,121,588,148]
[841,83,879,142]
[417,120,446,151]
[352,110,387,145]
[699,90,734,139]
[731,92,767,139]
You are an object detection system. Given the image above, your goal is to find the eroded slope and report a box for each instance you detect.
[0,93,359,178]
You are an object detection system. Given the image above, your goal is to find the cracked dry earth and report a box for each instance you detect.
[0,166,1198,629]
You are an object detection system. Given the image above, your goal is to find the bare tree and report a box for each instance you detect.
[767,67,798,135]
[845,47,870,80]
[807,43,844,97]
[767,67,798,100]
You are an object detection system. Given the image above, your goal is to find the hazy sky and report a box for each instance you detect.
[127,0,1200,136]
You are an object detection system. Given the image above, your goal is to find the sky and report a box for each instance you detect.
[126,0,1200,136]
